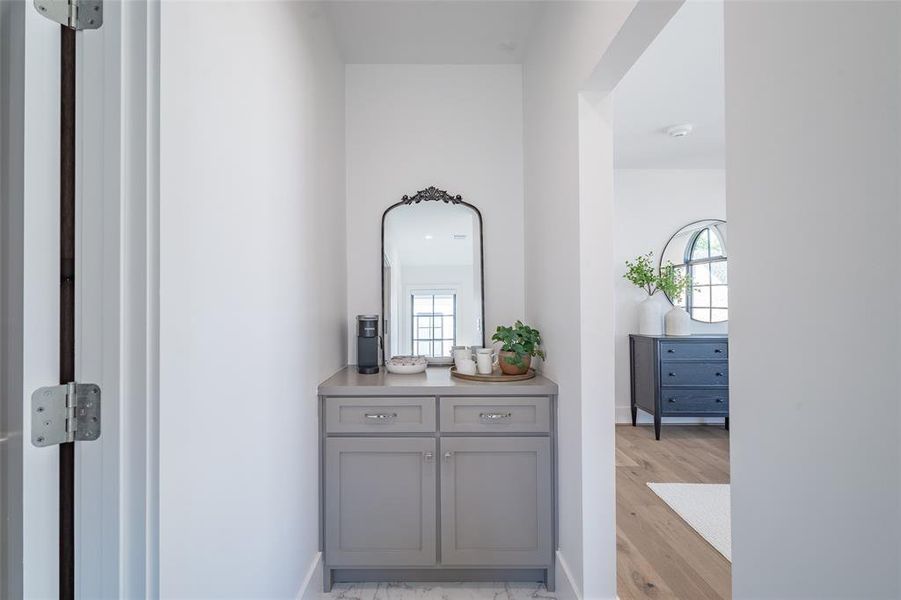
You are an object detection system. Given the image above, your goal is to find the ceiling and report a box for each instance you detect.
[613,1,725,169]
[324,1,541,64]
[385,202,478,267]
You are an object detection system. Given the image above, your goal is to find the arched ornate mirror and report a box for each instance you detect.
[381,187,485,364]
[660,219,728,323]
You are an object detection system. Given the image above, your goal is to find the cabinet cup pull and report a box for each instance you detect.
[667,349,675,353]
[715,372,724,377]
[668,398,676,403]
[715,398,724,403]
[364,412,398,421]
[714,348,723,353]
[444,451,453,461]
[423,451,434,462]
[668,372,676,377]
[480,412,512,421]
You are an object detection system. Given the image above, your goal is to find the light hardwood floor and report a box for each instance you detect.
[616,424,731,600]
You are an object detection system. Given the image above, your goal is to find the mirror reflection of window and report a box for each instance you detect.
[412,292,456,358]
[382,192,484,364]
[661,219,728,323]
[685,226,728,323]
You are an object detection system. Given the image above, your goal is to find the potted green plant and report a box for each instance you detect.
[657,262,692,335]
[624,252,663,335]
[491,320,546,375]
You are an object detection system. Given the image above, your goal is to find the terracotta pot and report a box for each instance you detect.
[498,351,531,375]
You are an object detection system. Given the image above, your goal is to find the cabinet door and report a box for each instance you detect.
[325,438,437,566]
[440,437,552,566]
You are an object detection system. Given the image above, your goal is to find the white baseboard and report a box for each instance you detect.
[615,406,725,426]
[555,550,581,600]
[296,552,323,600]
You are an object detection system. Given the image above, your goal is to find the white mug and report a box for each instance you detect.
[453,347,472,369]
[476,348,495,375]
[457,358,477,375]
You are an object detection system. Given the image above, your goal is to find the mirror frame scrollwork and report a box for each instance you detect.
[381,186,487,361]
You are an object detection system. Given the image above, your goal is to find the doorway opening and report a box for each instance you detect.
[582,1,732,597]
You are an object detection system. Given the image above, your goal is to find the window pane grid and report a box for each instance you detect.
[411,293,456,358]
[685,229,728,323]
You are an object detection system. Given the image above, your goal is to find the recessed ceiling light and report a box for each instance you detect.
[665,123,694,138]
[424,234,433,240]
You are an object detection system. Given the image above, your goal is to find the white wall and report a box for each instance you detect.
[522,4,638,599]
[725,2,901,598]
[159,3,346,598]
[613,169,726,423]
[345,64,524,362]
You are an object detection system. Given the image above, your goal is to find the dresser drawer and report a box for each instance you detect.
[440,397,550,433]
[661,361,728,386]
[660,340,728,360]
[660,389,729,415]
[325,397,436,433]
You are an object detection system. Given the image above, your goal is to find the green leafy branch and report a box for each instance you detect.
[657,262,691,304]
[624,253,692,303]
[623,253,659,296]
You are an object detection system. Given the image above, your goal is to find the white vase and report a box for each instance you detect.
[638,296,663,335]
[665,306,692,336]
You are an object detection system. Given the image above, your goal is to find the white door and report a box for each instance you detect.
[1,3,155,598]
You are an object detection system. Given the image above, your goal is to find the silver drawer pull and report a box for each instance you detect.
[444,451,453,461]
[364,412,398,421]
[480,412,512,421]
[423,451,434,462]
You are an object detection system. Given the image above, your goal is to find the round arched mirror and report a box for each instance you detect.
[660,219,728,323]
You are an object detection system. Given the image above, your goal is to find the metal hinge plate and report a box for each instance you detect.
[31,383,101,447]
[33,0,102,30]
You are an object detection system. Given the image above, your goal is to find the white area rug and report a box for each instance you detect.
[647,483,731,561]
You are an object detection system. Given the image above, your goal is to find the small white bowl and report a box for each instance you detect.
[385,356,428,375]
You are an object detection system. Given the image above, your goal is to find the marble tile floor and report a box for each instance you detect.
[319,582,556,600]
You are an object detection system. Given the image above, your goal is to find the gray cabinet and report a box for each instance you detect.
[324,438,437,566]
[318,367,558,591]
[440,437,551,566]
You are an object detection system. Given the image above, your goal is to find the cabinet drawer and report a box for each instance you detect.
[660,389,729,415]
[660,340,728,360]
[325,397,436,433]
[660,361,728,386]
[440,397,550,433]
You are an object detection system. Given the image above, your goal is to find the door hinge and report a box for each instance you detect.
[33,0,102,30]
[31,383,101,447]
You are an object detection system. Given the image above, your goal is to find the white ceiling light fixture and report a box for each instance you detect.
[424,234,433,240]
[665,123,694,138]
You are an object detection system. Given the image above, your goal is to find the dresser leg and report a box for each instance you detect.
[725,416,729,431]
[654,415,661,440]
[631,405,637,426]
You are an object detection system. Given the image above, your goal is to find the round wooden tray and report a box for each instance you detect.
[449,367,536,383]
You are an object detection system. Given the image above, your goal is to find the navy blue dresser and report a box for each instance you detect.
[629,334,729,439]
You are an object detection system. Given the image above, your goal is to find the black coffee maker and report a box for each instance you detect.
[356,315,380,374]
